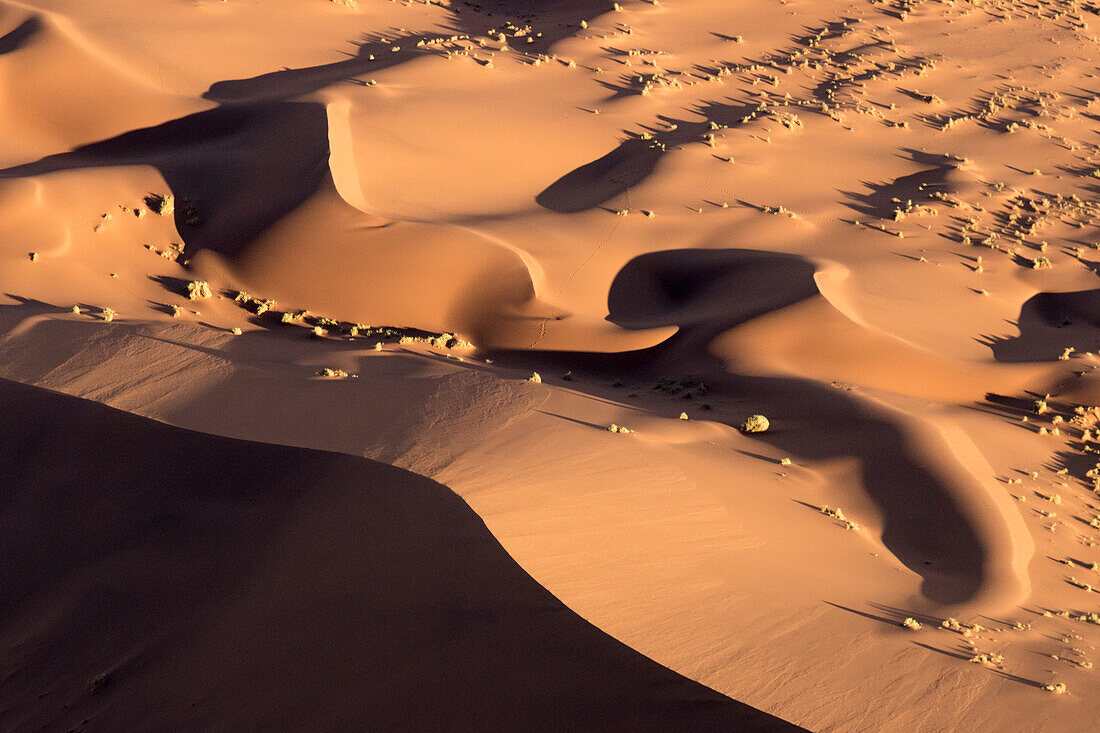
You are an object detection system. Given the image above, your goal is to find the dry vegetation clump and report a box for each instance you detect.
[739,414,770,433]
[608,424,633,434]
[940,618,984,637]
[144,242,184,261]
[186,281,212,300]
[317,368,354,378]
[969,652,1004,666]
[226,290,472,349]
[820,505,859,530]
[901,617,922,631]
[146,194,174,216]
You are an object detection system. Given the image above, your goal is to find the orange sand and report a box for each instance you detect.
[2,0,1100,730]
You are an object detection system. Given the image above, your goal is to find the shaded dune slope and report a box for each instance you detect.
[0,379,801,732]
[479,248,1033,607]
[610,251,1025,606]
[0,102,330,259]
[0,15,39,56]
[983,288,1100,363]
[0,99,539,336]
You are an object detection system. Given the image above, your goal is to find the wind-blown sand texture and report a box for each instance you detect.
[1,0,1099,730]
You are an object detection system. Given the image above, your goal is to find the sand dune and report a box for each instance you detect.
[2,0,1100,729]
[0,378,799,732]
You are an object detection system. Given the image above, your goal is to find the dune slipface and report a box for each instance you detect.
[2,0,1100,730]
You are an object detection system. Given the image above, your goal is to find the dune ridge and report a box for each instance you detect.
[0,377,802,732]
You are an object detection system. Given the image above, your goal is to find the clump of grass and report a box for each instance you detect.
[28,252,38,262]
[779,457,792,466]
[608,424,633,434]
[147,194,174,216]
[902,617,922,630]
[186,281,212,300]
[819,505,858,529]
[969,652,1004,666]
[101,307,115,322]
[941,618,982,637]
[71,305,81,314]
[1042,682,1067,694]
[679,412,689,420]
[528,372,542,383]
[317,367,349,378]
[171,304,182,318]
[230,327,242,336]
[1031,256,1053,270]
[562,371,574,381]
[739,414,770,433]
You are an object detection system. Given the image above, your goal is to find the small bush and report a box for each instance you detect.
[147,194,174,216]
[740,414,770,433]
[186,281,212,300]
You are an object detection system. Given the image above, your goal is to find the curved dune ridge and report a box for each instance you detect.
[3,0,1100,730]
[0,378,801,732]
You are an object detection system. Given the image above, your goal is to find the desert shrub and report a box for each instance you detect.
[740,414,770,433]
[146,194,174,216]
[186,281,212,300]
